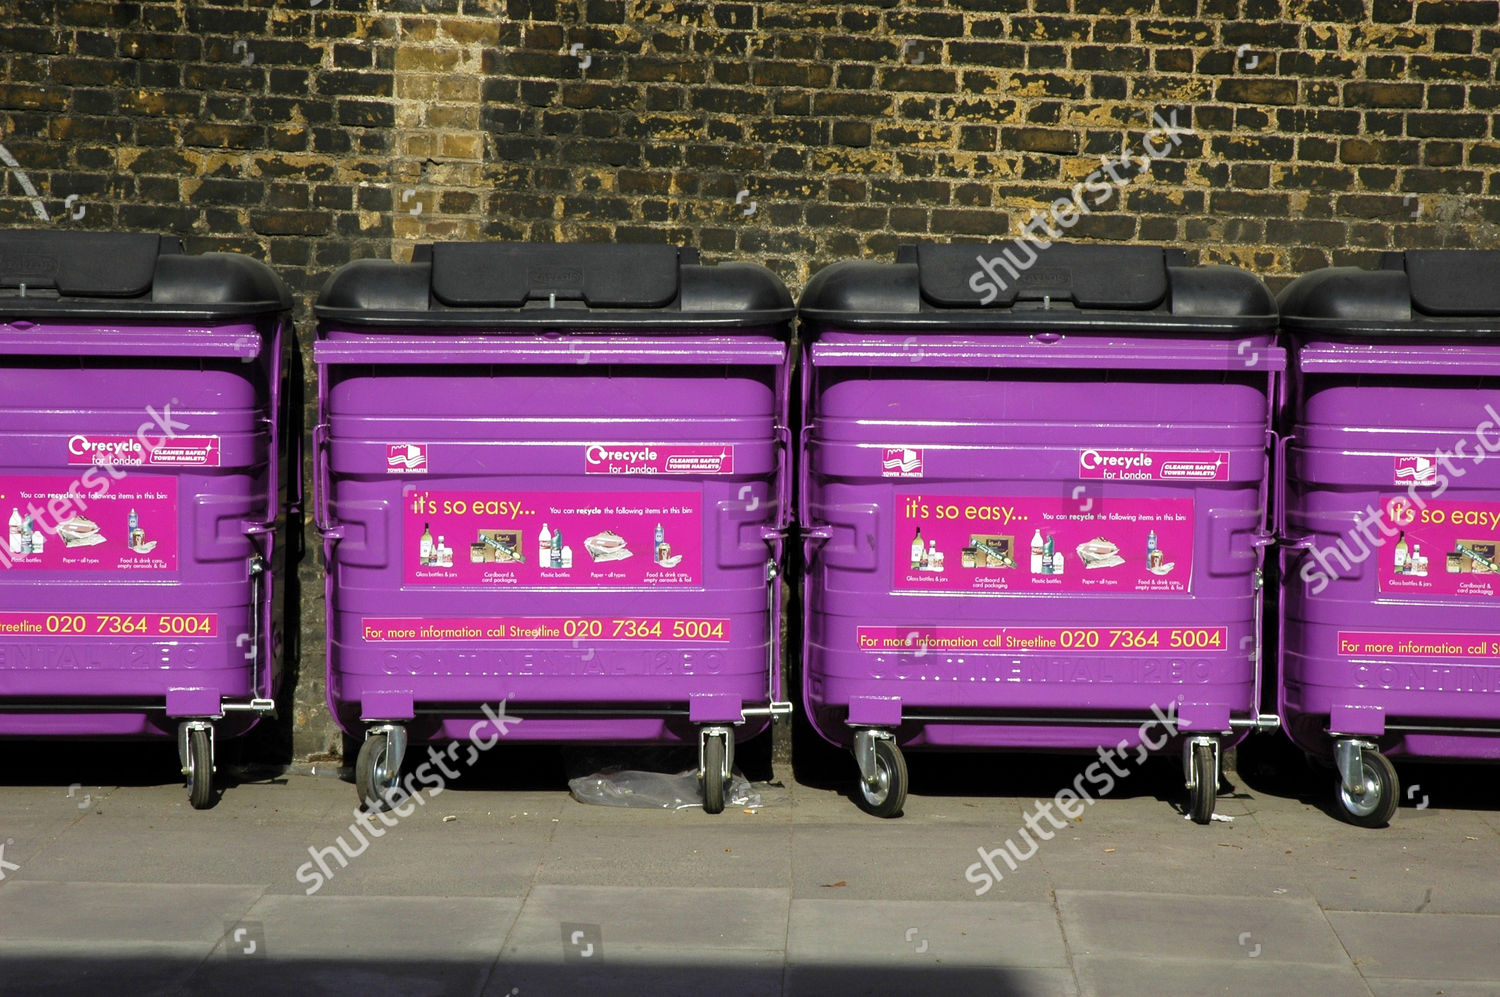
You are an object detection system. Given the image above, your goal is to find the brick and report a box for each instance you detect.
[0,84,69,111]
[1001,127,1078,154]
[1408,55,1492,80]
[1217,78,1300,105]
[1407,112,1489,138]
[337,100,395,129]
[1340,138,1421,165]
[318,71,395,98]
[1414,0,1498,22]
[182,123,264,149]
[748,60,830,88]
[1343,82,1424,108]
[1208,191,1291,216]
[1071,46,1150,72]
[880,67,960,93]
[832,121,871,147]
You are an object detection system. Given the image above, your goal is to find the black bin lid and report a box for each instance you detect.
[314,242,794,335]
[797,242,1277,335]
[0,230,291,319]
[1278,251,1500,339]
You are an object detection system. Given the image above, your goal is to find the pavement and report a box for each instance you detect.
[1,735,1497,996]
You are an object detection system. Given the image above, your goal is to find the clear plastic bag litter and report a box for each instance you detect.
[568,768,763,810]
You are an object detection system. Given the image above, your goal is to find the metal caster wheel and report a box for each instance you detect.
[183,723,215,811]
[699,726,733,814]
[1186,737,1219,825]
[1334,740,1398,828]
[356,725,406,811]
[853,731,906,818]
[703,734,727,814]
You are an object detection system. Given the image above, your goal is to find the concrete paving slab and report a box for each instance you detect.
[1039,824,1312,900]
[792,813,1055,902]
[5,810,551,898]
[1280,825,1500,915]
[785,965,1079,997]
[273,818,552,898]
[502,885,788,960]
[0,882,264,945]
[1073,957,1373,997]
[0,944,205,997]
[481,954,786,997]
[1056,889,1350,966]
[230,894,521,958]
[786,898,1067,968]
[1326,910,1500,980]
[185,957,506,997]
[536,821,790,890]
[1366,980,1500,997]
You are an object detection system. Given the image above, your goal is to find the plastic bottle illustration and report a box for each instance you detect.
[551,526,562,568]
[8,508,22,554]
[1146,529,1157,567]
[656,522,666,561]
[538,523,552,568]
[420,522,434,565]
[21,514,34,555]
[30,527,44,557]
[1030,528,1045,573]
[911,526,924,570]
[1043,534,1056,575]
[1394,531,1408,574]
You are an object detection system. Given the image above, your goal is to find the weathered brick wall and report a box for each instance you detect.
[3,1,1497,762]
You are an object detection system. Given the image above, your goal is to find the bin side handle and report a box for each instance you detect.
[313,424,341,538]
[285,339,305,519]
[1274,432,1292,540]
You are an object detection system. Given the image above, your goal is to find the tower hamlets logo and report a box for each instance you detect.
[881,447,924,478]
[1395,455,1437,487]
[386,443,428,474]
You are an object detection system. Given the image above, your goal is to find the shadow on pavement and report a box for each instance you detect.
[0,954,1047,997]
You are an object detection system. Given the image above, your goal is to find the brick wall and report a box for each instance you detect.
[3,0,1498,761]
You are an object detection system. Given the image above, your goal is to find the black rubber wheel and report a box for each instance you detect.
[356,732,400,811]
[1335,748,1399,828]
[702,733,727,814]
[186,726,214,811]
[1189,740,1217,825]
[855,739,907,818]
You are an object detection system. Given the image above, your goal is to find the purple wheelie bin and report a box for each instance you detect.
[314,243,793,813]
[798,243,1284,820]
[0,230,296,808]
[1279,250,1500,827]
